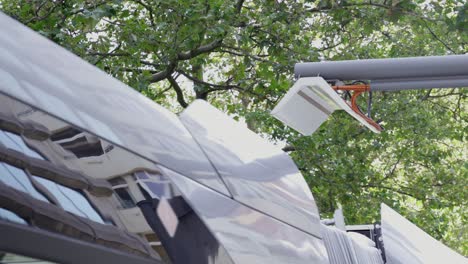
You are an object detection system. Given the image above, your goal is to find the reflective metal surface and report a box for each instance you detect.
[164,165,329,264]
[320,224,384,264]
[0,12,331,263]
[381,204,467,264]
[0,93,235,263]
[0,221,163,264]
[294,55,468,91]
[138,198,235,264]
[180,100,322,237]
[0,93,164,261]
[0,12,229,196]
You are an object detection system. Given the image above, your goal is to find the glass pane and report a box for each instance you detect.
[0,130,22,152]
[0,163,24,191]
[0,163,48,202]
[57,186,104,224]
[33,176,86,218]
[134,171,149,180]
[57,136,104,158]
[32,176,104,224]
[141,182,168,198]
[114,188,136,209]
[0,252,57,264]
[0,130,44,160]
[0,208,27,225]
[109,177,126,186]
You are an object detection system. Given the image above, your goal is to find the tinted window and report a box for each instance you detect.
[33,176,104,224]
[50,126,82,141]
[57,136,104,158]
[109,177,126,186]
[0,130,44,160]
[52,131,104,158]
[114,188,136,209]
[0,163,48,202]
[0,208,27,225]
[110,177,137,209]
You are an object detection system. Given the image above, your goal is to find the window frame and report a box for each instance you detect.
[110,177,137,209]
[0,220,162,264]
[0,208,28,225]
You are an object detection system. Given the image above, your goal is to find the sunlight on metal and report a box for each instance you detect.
[381,204,468,264]
[321,224,384,264]
[180,100,322,237]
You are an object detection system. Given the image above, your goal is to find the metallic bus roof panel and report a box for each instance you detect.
[0,12,230,196]
[163,166,330,264]
[180,100,322,237]
[381,204,468,264]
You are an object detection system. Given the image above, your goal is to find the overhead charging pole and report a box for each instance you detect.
[294,55,468,91]
[272,55,468,135]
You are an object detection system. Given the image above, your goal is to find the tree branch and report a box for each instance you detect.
[422,20,456,54]
[87,52,130,57]
[235,0,245,13]
[420,89,433,101]
[177,69,274,103]
[150,62,177,83]
[177,39,223,60]
[427,92,464,99]
[140,60,163,68]
[167,75,188,108]
[361,183,425,200]
[282,145,296,152]
[380,150,405,183]
[24,0,64,24]
[219,46,278,64]
[132,0,156,28]
[307,1,440,21]
[178,69,241,90]
[308,2,392,13]
[106,67,157,74]
[89,43,125,65]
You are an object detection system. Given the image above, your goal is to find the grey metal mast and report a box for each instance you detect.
[294,55,468,91]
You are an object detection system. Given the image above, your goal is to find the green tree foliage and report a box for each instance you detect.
[1,0,466,254]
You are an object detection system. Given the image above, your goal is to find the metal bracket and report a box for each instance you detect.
[332,84,383,132]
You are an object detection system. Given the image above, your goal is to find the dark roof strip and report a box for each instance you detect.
[0,182,157,259]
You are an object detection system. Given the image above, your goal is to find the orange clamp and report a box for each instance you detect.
[332,84,383,132]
